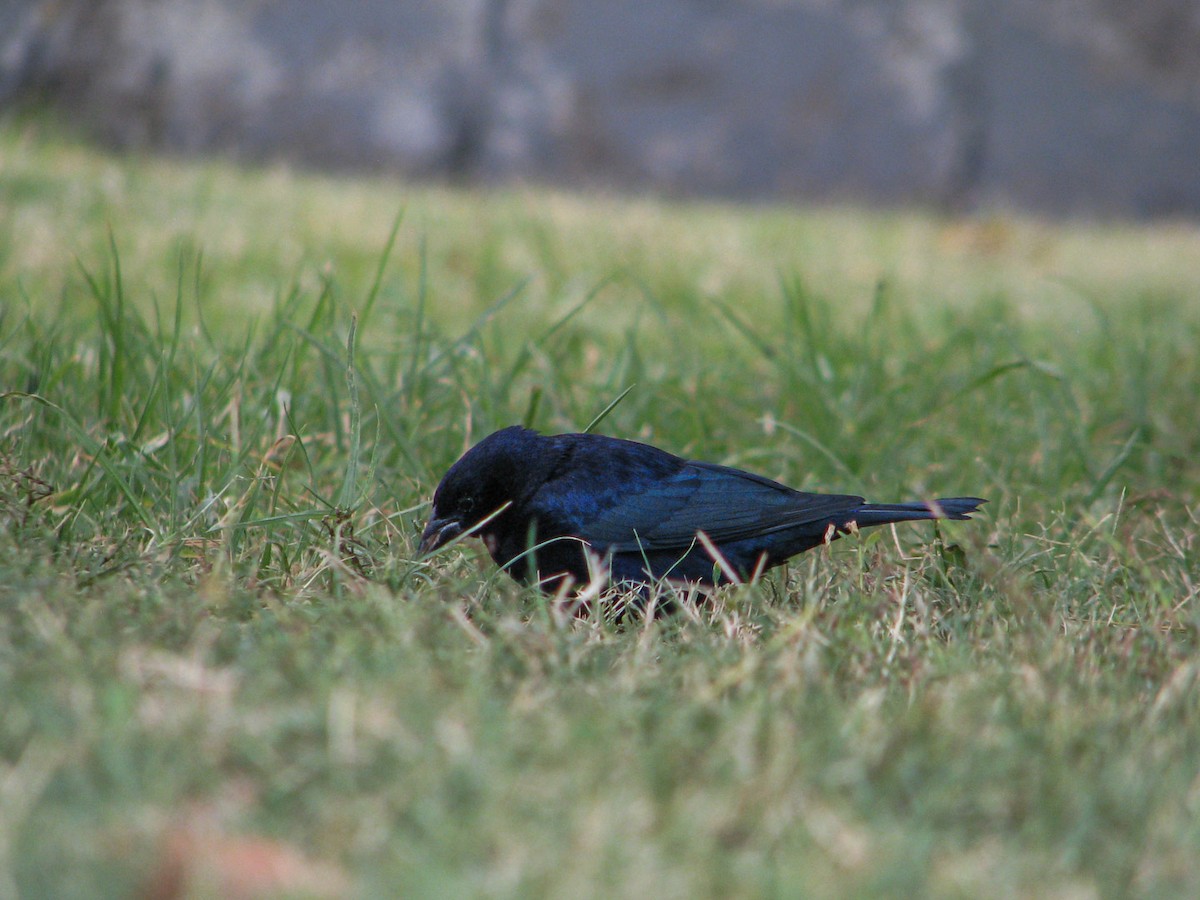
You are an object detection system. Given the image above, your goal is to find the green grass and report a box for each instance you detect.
[2,115,1200,898]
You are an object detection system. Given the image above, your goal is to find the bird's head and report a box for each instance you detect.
[418,426,537,556]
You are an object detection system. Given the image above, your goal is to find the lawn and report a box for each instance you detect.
[2,116,1199,898]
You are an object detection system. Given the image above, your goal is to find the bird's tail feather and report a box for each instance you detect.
[851,497,986,526]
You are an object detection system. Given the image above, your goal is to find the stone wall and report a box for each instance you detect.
[3,0,1198,216]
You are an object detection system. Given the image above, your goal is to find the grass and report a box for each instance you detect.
[2,115,1200,897]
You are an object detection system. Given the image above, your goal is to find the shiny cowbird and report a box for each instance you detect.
[419,426,985,591]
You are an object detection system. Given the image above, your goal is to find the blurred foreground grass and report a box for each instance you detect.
[2,118,1199,898]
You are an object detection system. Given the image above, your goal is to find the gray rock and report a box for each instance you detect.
[495,0,966,203]
[3,0,1198,216]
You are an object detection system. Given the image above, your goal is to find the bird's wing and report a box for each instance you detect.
[581,461,863,553]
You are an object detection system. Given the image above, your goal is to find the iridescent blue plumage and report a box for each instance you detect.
[419,426,985,592]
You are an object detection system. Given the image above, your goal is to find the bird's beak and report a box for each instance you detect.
[418,514,464,556]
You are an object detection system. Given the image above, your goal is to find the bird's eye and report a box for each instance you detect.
[460,497,476,515]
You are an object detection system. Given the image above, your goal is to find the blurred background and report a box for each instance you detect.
[2,0,1198,218]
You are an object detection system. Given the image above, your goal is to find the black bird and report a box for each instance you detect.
[419,426,985,591]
